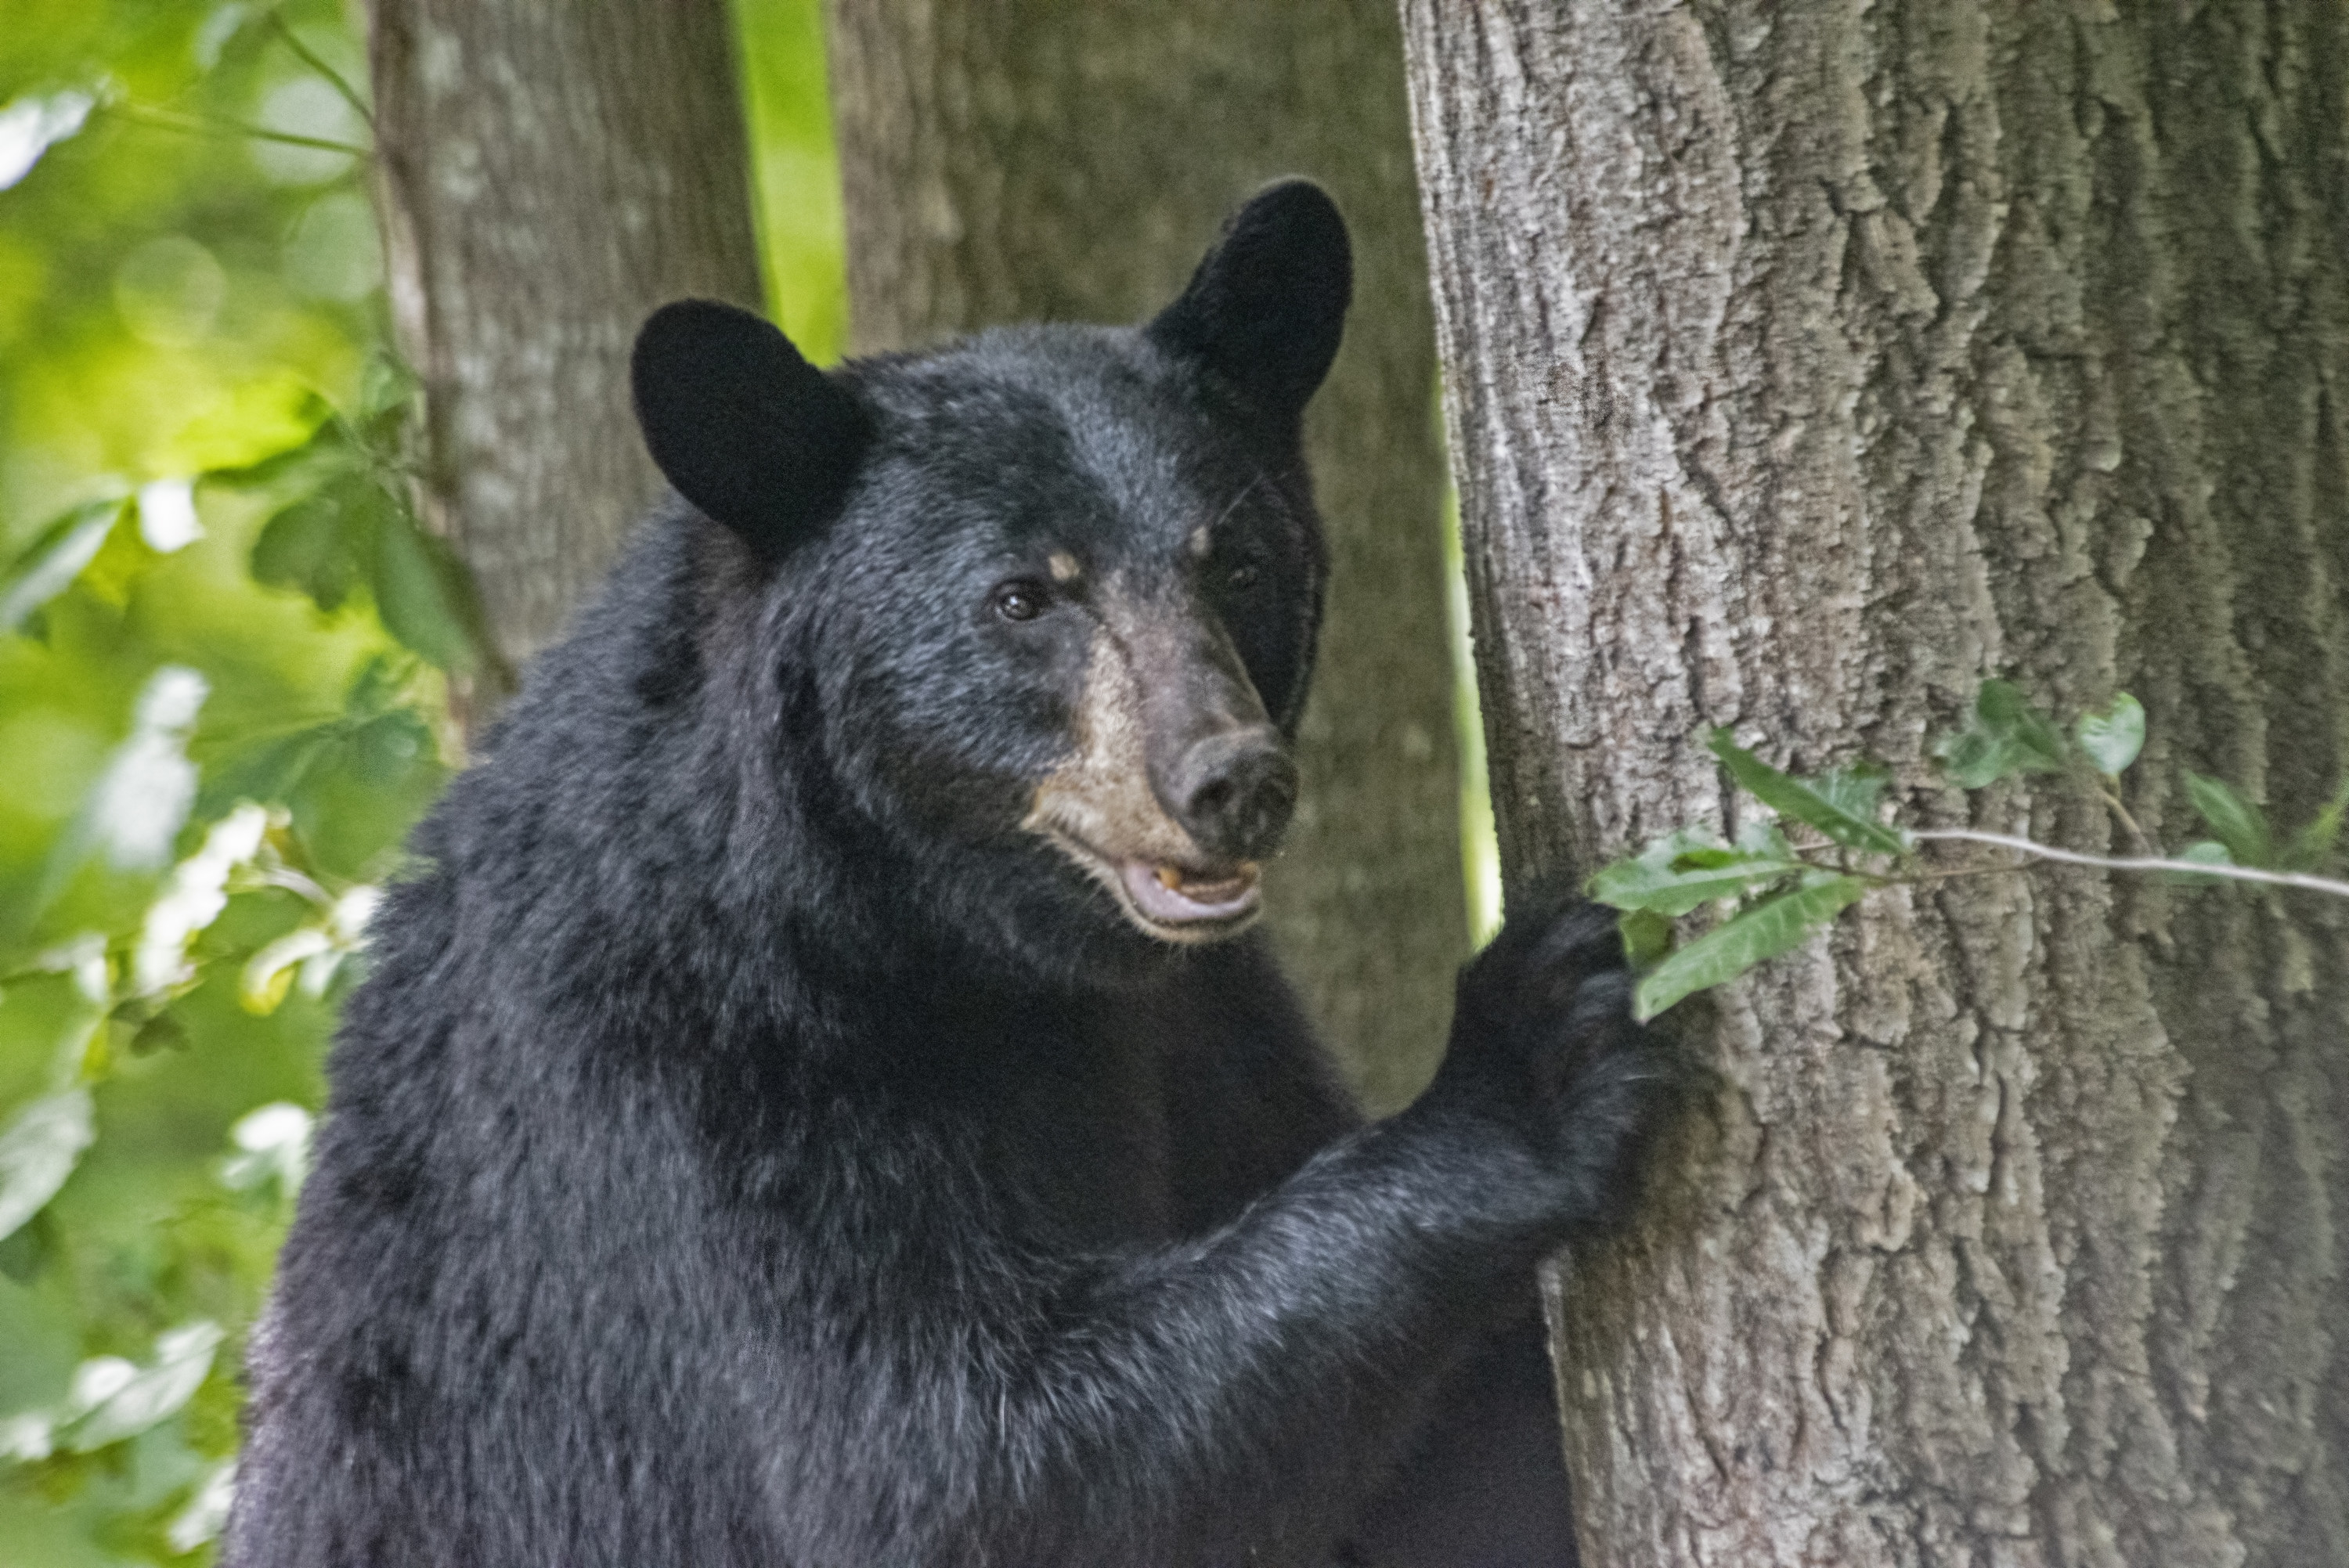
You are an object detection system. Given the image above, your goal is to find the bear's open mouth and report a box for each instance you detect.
[1030,825,1265,943]
[1117,858,1262,929]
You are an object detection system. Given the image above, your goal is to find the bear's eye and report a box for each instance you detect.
[991,580,1050,622]
[1225,562,1261,592]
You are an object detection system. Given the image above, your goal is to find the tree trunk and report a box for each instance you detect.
[1402,5,2349,1566]
[825,0,1464,1111]
[370,0,765,722]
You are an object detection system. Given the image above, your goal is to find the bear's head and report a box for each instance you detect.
[629,181,1350,974]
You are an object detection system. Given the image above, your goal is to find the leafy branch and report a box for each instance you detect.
[1592,682,2349,1020]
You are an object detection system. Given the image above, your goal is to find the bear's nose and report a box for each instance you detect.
[1167,726,1298,863]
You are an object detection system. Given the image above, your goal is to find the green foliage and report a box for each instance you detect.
[2074,693,2145,777]
[1706,730,1908,855]
[2184,774,2271,869]
[1631,874,1869,1022]
[2287,777,2349,872]
[1,2,412,1551]
[2,2,846,1561]
[1593,685,2349,1023]
[1586,824,1808,920]
[1932,678,2068,788]
[217,366,485,673]
[737,0,850,362]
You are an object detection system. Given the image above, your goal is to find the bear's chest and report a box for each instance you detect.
[969,1020,1178,1249]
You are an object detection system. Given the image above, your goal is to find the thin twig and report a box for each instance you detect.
[2095,784,2159,858]
[1910,828,2349,898]
[263,9,373,129]
[99,101,369,159]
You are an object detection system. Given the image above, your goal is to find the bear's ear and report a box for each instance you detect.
[630,300,872,557]
[1146,179,1351,426]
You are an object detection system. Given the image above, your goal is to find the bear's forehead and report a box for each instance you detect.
[853,327,1253,558]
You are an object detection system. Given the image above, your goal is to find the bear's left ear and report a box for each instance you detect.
[631,300,872,559]
[1146,179,1351,427]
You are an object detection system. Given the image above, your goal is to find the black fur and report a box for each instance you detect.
[224,182,1661,1568]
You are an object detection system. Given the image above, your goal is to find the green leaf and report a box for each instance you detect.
[0,1089,96,1242]
[127,1011,189,1057]
[2285,776,2349,872]
[355,353,421,454]
[0,499,127,633]
[251,473,377,611]
[1707,730,1910,856]
[195,726,334,819]
[201,398,342,488]
[1616,908,1673,969]
[2186,774,2273,867]
[1633,874,1871,1021]
[349,708,434,784]
[1979,679,2069,767]
[2075,694,2146,777]
[1588,825,1807,917]
[1813,766,1890,829]
[59,1321,225,1452]
[1932,679,2069,788]
[370,503,481,672]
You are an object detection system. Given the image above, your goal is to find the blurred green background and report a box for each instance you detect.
[0,3,842,1560]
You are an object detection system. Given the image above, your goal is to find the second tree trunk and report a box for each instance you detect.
[826,0,1467,1110]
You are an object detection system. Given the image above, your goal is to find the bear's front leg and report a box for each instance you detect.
[942,892,1661,1568]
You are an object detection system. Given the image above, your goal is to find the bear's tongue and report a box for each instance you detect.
[1120,860,1261,925]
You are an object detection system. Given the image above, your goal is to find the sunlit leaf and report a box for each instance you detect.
[126,802,272,995]
[1588,825,1806,916]
[218,1102,312,1196]
[0,497,124,633]
[84,666,209,871]
[168,1460,239,1552]
[60,1321,225,1451]
[1633,874,1871,1021]
[0,1089,96,1242]
[240,927,332,1015]
[202,402,345,495]
[1708,730,1910,856]
[2185,774,2272,867]
[2075,694,2146,777]
[135,478,204,552]
[2285,776,2349,872]
[0,88,96,192]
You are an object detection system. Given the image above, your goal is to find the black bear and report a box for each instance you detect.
[222,181,1660,1567]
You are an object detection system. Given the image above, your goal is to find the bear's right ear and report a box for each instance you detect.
[1146,179,1351,427]
[630,300,872,558]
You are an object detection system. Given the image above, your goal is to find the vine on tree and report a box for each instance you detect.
[1592,681,2349,1021]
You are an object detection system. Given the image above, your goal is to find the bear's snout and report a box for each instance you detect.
[1164,724,1297,863]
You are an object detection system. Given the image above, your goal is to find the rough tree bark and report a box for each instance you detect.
[370,0,765,721]
[1402,5,2349,1566]
[825,0,1464,1110]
